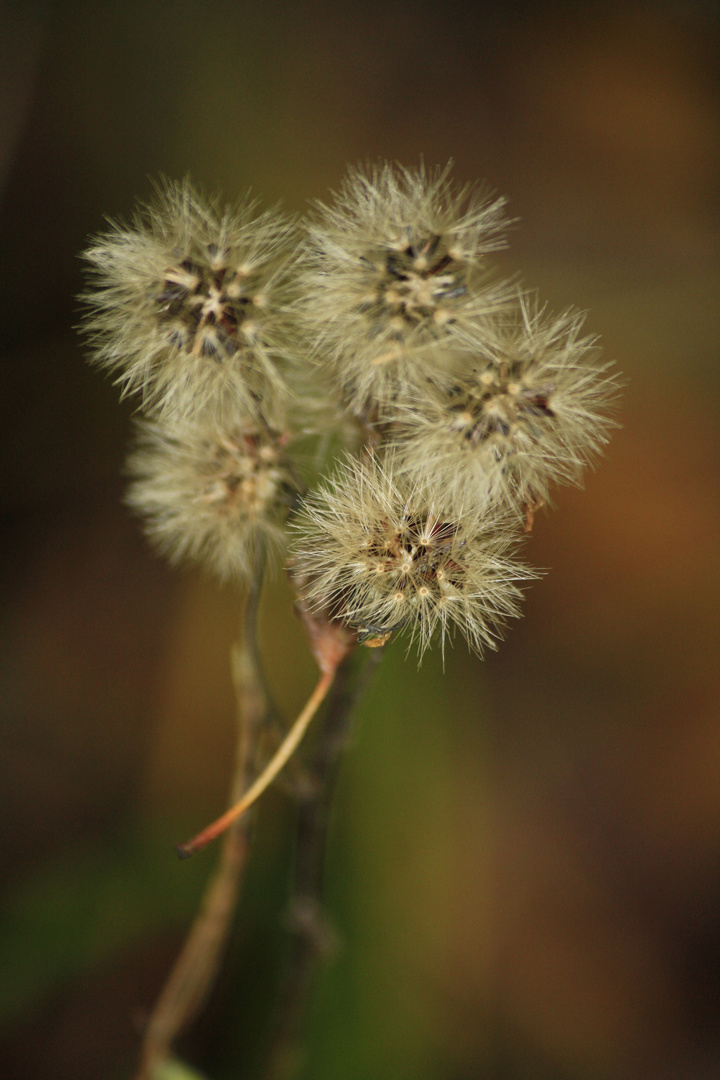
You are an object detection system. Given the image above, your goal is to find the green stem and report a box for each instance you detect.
[261,646,385,1080]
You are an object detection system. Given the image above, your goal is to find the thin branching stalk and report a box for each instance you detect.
[177,668,338,858]
[262,646,385,1080]
[135,549,269,1080]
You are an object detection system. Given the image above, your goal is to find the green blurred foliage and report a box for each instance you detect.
[0,832,209,1032]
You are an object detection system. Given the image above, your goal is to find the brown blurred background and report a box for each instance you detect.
[1,2,719,1078]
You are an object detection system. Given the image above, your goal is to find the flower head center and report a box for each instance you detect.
[158,256,255,359]
[376,236,467,326]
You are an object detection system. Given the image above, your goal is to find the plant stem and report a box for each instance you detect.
[135,548,269,1080]
[261,645,385,1080]
[177,667,337,858]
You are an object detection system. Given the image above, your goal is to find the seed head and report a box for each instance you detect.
[394,295,619,513]
[292,454,534,660]
[126,415,297,583]
[81,179,295,422]
[296,162,512,418]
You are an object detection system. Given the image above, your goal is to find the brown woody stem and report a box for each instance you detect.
[135,546,268,1080]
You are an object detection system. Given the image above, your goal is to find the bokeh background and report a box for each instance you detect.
[1,2,719,1078]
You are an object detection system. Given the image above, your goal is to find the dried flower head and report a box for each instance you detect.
[292,454,534,659]
[296,162,512,417]
[394,295,619,513]
[126,415,297,582]
[81,179,294,421]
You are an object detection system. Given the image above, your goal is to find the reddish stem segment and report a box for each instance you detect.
[177,668,336,858]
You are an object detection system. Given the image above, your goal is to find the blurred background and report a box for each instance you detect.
[1,1,719,1078]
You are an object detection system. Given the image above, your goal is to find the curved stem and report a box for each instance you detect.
[135,546,268,1080]
[261,646,384,1080]
[177,667,337,859]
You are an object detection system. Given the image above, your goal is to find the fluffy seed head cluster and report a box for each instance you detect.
[292,455,534,659]
[81,162,619,650]
[393,296,618,511]
[296,162,511,417]
[126,418,297,582]
[81,179,293,422]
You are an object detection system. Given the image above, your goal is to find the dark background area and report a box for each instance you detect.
[1,2,719,1078]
